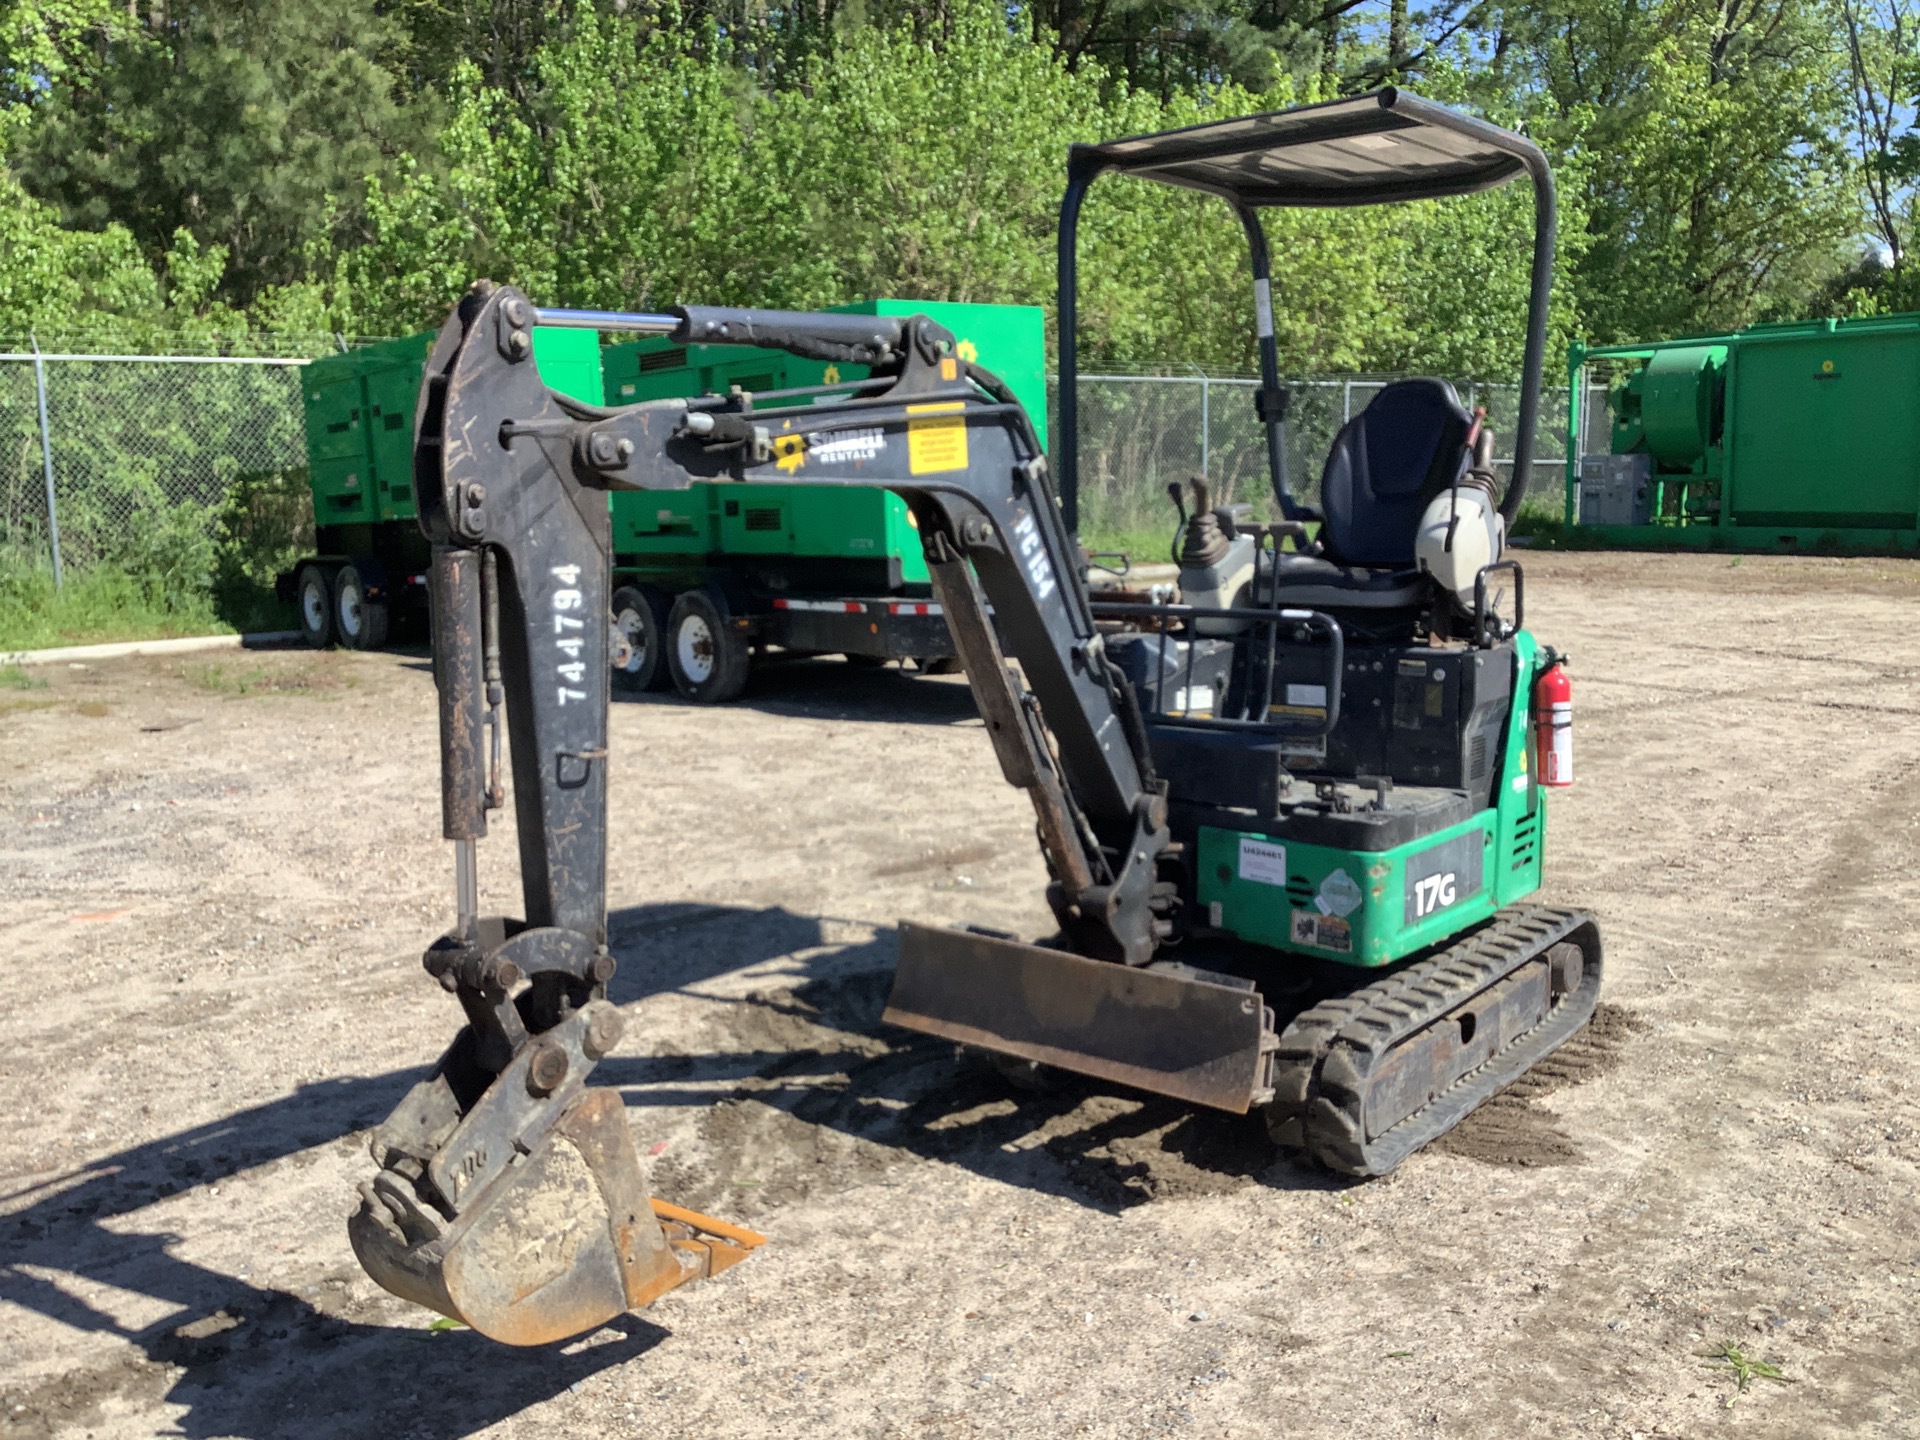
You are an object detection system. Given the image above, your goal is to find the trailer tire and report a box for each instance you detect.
[296,564,334,649]
[666,591,750,704]
[610,585,669,692]
[334,563,389,651]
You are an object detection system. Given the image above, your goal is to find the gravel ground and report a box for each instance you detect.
[1,549,1916,1439]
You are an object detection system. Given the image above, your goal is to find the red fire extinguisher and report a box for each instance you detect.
[1533,660,1573,787]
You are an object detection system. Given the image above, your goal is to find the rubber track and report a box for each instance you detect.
[1266,904,1603,1177]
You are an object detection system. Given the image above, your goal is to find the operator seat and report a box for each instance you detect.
[1262,378,1474,610]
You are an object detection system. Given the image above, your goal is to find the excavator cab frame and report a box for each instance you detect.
[1052,86,1557,535]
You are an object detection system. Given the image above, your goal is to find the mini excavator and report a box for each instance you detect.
[352,89,1600,1345]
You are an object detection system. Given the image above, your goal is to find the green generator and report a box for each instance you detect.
[1568,312,1920,551]
[284,327,604,649]
[600,299,1046,702]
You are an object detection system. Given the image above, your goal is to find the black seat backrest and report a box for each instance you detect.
[1317,378,1473,568]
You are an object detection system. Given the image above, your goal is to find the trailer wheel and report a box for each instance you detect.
[296,564,334,649]
[610,585,669,692]
[666,591,749,704]
[334,563,389,651]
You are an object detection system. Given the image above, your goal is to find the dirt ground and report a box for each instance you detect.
[2,549,1917,1440]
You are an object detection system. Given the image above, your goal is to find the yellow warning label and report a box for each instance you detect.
[956,338,979,363]
[822,363,841,385]
[907,402,968,475]
[939,357,957,380]
[772,433,806,474]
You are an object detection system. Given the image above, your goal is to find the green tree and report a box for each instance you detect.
[16,0,423,307]
[1505,0,1858,340]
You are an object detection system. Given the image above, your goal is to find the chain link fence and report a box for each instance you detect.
[1057,373,1576,548]
[1,354,1587,591]
[0,350,312,588]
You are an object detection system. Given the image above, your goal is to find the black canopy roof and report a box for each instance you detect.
[1072,88,1542,208]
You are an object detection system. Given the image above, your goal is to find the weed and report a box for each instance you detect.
[1699,1341,1795,1405]
[1,665,45,690]
[176,659,347,698]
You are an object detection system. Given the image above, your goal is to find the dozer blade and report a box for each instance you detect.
[350,1003,763,1346]
[886,922,1276,1113]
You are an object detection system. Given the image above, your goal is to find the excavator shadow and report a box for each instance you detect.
[599,902,1355,1217]
[0,1077,668,1439]
[611,653,982,727]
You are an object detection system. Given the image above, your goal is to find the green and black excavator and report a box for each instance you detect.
[352,89,1600,1345]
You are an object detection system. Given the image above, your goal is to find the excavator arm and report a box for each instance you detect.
[347,286,766,1346]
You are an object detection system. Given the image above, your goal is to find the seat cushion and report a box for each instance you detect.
[1318,379,1472,567]
[1264,555,1424,610]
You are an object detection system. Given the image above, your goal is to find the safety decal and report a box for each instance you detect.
[1291,910,1352,952]
[956,339,980,363]
[1237,836,1287,886]
[907,402,969,475]
[1316,869,1362,918]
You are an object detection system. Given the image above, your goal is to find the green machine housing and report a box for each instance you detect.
[1568,311,1920,551]
[600,298,1046,671]
[1190,636,1546,967]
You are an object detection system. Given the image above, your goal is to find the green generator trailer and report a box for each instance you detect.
[282,327,606,649]
[282,299,1045,703]
[600,298,1045,701]
[1568,311,1920,551]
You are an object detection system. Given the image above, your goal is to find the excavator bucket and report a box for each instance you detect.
[886,922,1278,1113]
[351,1043,763,1346]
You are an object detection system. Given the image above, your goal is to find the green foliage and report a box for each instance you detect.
[0,549,223,649]
[1509,0,1857,341]
[210,467,311,632]
[14,0,421,307]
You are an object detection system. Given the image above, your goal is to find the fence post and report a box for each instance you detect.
[30,334,63,593]
[1200,377,1210,479]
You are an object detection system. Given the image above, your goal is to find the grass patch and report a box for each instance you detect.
[0,557,228,651]
[175,658,351,698]
[1699,1341,1796,1405]
[1,665,45,689]
[0,469,309,651]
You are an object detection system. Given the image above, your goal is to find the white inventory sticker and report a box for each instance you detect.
[1172,685,1215,715]
[1238,836,1288,886]
[1285,683,1327,708]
